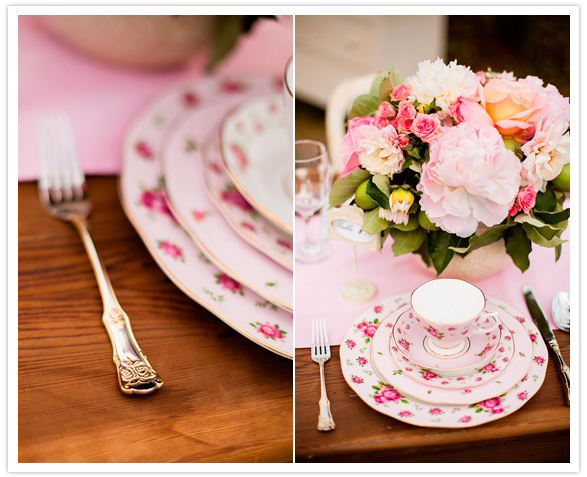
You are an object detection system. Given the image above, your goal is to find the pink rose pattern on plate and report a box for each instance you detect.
[340,294,548,427]
[157,240,184,262]
[139,177,177,223]
[216,273,244,296]
[251,322,286,341]
[356,319,380,344]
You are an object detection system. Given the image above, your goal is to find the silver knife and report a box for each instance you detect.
[522,284,570,405]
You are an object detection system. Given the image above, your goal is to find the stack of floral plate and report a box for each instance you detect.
[340,293,549,427]
[119,73,293,358]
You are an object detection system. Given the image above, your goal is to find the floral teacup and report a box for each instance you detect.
[411,278,500,358]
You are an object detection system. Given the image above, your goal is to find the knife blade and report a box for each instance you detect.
[522,284,570,406]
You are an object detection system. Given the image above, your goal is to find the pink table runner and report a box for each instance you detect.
[295,214,571,348]
[18,15,292,181]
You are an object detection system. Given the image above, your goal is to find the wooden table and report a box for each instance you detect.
[18,177,293,463]
[295,336,570,463]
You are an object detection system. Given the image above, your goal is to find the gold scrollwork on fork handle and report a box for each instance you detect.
[104,307,164,395]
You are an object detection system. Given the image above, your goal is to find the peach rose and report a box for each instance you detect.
[480,77,546,142]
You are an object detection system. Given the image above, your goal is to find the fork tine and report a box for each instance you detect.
[60,114,86,199]
[321,317,331,358]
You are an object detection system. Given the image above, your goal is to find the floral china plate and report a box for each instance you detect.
[120,74,292,359]
[385,314,514,388]
[392,309,502,375]
[340,293,547,427]
[370,302,531,405]
[219,94,293,234]
[200,131,293,271]
[160,102,293,312]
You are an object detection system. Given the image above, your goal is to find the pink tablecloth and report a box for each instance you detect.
[295,214,571,348]
[18,15,292,181]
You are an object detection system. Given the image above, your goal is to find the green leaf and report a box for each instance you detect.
[361,208,392,235]
[504,225,532,272]
[555,244,562,262]
[514,213,562,232]
[534,208,570,225]
[400,399,409,404]
[329,169,371,207]
[534,187,557,212]
[366,179,390,209]
[449,224,512,254]
[372,174,391,195]
[349,93,380,120]
[370,72,387,95]
[414,241,431,266]
[427,230,461,275]
[378,75,394,103]
[522,224,567,248]
[387,64,405,88]
[389,228,426,256]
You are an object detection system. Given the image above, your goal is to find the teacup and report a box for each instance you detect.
[410,279,500,358]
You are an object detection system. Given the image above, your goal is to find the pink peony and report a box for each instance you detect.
[411,113,442,142]
[391,83,411,101]
[217,273,242,293]
[418,123,522,237]
[257,323,283,339]
[378,101,396,118]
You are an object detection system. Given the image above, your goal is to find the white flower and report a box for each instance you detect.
[407,58,479,112]
[357,124,405,176]
[521,116,570,191]
[379,189,414,225]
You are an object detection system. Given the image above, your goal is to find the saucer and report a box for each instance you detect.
[369,301,532,405]
[340,293,548,427]
[392,309,501,375]
[387,320,515,388]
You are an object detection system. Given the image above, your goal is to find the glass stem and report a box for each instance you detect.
[304,215,313,247]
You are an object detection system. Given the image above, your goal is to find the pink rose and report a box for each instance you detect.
[476,377,482,381]
[193,210,206,222]
[364,324,379,338]
[391,346,398,352]
[356,322,368,331]
[397,133,409,148]
[405,367,412,372]
[517,392,528,400]
[183,91,199,107]
[373,395,385,404]
[411,113,442,142]
[396,117,413,134]
[426,326,441,339]
[529,334,537,343]
[418,124,522,237]
[381,386,402,402]
[257,323,283,339]
[277,238,292,249]
[505,336,512,341]
[491,406,505,414]
[460,416,472,423]
[482,363,499,373]
[136,141,153,159]
[378,101,396,118]
[397,100,417,120]
[352,376,363,384]
[429,408,443,415]
[340,116,378,177]
[140,190,174,219]
[421,370,438,381]
[399,411,413,417]
[221,188,253,211]
[159,241,183,259]
[464,389,472,393]
[391,83,411,101]
[503,357,509,362]
[241,222,255,232]
[218,273,242,293]
[374,305,383,313]
[230,144,248,169]
[346,340,356,349]
[534,356,545,365]
[478,397,502,410]
[441,381,449,385]
[399,339,410,351]
[516,185,537,213]
[357,357,367,366]
[457,377,464,381]
[499,347,505,352]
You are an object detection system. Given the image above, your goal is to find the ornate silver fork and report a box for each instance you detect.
[38,114,163,394]
[311,317,335,431]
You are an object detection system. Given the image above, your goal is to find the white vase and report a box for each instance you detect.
[413,238,511,281]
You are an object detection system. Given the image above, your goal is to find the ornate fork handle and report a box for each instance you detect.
[72,216,163,394]
[317,361,335,431]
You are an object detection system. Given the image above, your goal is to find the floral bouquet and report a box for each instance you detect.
[329,58,570,275]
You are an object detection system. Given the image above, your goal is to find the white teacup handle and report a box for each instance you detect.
[471,312,500,335]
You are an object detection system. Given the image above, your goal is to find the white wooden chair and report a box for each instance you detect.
[325,74,376,176]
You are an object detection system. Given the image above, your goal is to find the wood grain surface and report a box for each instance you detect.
[295,334,570,463]
[18,178,293,463]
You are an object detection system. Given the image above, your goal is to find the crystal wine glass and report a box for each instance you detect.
[295,140,332,263]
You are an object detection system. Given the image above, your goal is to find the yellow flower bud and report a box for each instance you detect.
[380,188,415,225]
[418,103,430,114]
